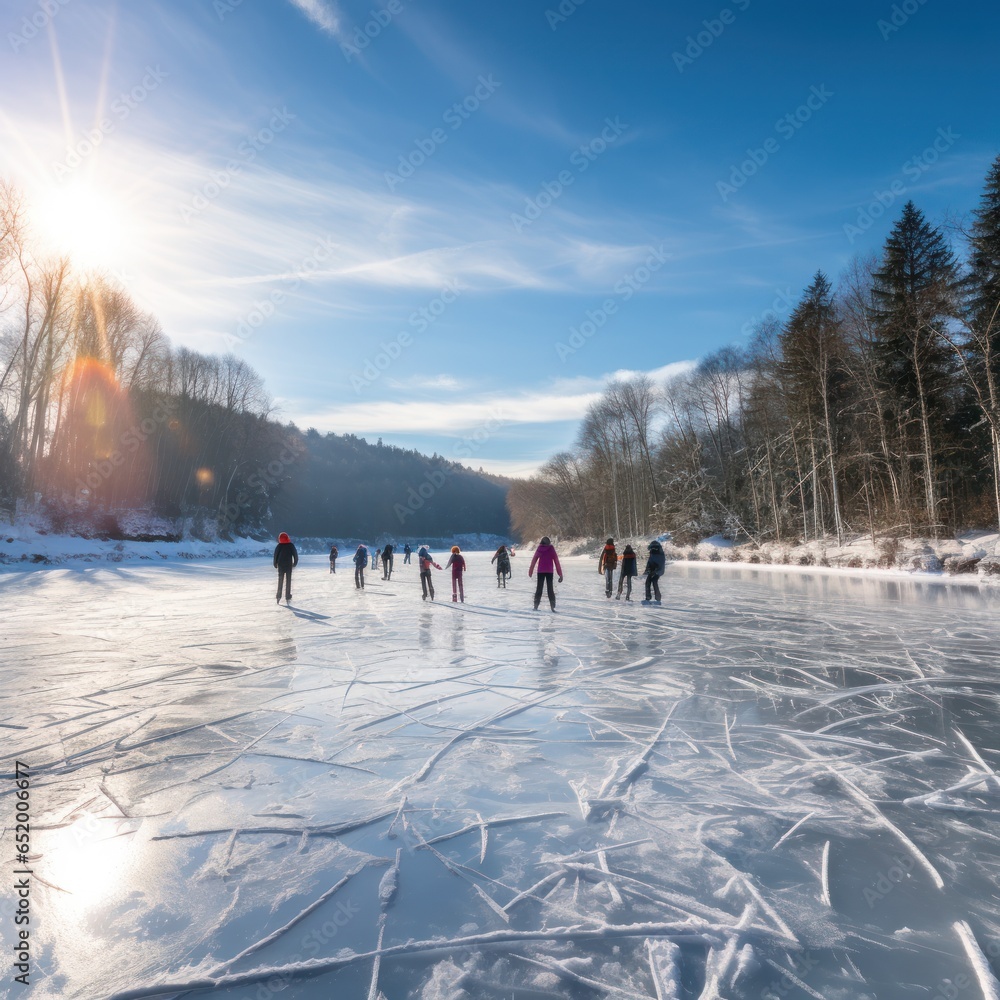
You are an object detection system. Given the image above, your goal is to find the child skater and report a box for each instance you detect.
[418,545,442,601]
[616,543,637,600]
[446,545,467,602]
[598,538,618,598]
[491,544,511,588]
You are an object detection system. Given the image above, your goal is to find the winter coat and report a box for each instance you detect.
[354,547,368,568]
[492,547,511,573]
[273,542,298,570]
[598,544,618,573]
[404,544,412,554]
[446,553,466,577]
[643,549,666,578]
[529,543,562,577]
[419,550,441,572]
[329,546,338,561]
[619,550,638,577]
[382,545,393,562]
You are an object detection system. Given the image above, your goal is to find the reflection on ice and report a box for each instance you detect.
[2,555,1000,998]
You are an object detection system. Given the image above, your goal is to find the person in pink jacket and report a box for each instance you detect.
[528,535,563,612]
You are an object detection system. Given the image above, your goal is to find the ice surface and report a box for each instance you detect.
[2,556,1000,998]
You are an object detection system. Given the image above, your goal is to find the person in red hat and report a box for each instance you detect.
[273,532,298,603]
[445,545,466,602]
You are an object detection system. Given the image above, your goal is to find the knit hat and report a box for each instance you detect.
[451,545,460,553]
[606,538,614,545]
[540,536,551,545]
[278,532,290,544]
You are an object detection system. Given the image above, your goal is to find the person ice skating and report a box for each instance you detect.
[329,544,338,574]
[353,544,368,589]
[382,543,394,580]
[642,540,666,605]
[446,545,467,602]
[528,536,563,612]
[616,543,637,601]
[403,543,412,564]
[372,547,380,572]
[418,545,442,601]
[491,544,512,588]
[598,538,618,598]
[273,532,298,603]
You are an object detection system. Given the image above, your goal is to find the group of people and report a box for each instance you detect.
[272,534,667,610]
[597,537,666,603]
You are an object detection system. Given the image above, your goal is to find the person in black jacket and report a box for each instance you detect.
[616,544,637,601]
[354,545,368,589]
[642,540,666,604]
[329,544,338,574]
[382,543,394,580]
[273,532,298,603]
[403,543,412,564]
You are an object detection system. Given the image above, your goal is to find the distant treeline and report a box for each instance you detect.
[509,156,1000,545]
[0,180,510,539]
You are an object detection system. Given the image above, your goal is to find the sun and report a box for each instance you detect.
[30,177,134,272]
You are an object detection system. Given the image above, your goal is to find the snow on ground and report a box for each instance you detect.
[0,512,510,567]
[3,555,1000,998]
[565,532,1000,583]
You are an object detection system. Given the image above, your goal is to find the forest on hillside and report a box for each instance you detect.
[0,180,510,540]
[508,156,1000,546]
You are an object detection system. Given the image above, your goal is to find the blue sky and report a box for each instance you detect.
[1,0,996,476]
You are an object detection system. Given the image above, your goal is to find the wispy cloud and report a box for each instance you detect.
[285,362,697,437]
[285,0,341,37]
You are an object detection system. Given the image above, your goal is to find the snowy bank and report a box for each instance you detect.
[0,509,513,569]
[552,531,1000,584]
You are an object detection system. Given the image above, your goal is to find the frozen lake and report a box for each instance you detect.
[3,555,1000,999]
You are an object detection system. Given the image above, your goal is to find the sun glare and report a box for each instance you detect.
[31,178,133,272]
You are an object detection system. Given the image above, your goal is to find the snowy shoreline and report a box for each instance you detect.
[0,517,512,571]
[558,530,1000,587]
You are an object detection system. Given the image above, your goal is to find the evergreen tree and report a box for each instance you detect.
[778,272,846,541]
[968,154,1000,343]
[961,155,1000,526]
[870,201,962,535]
